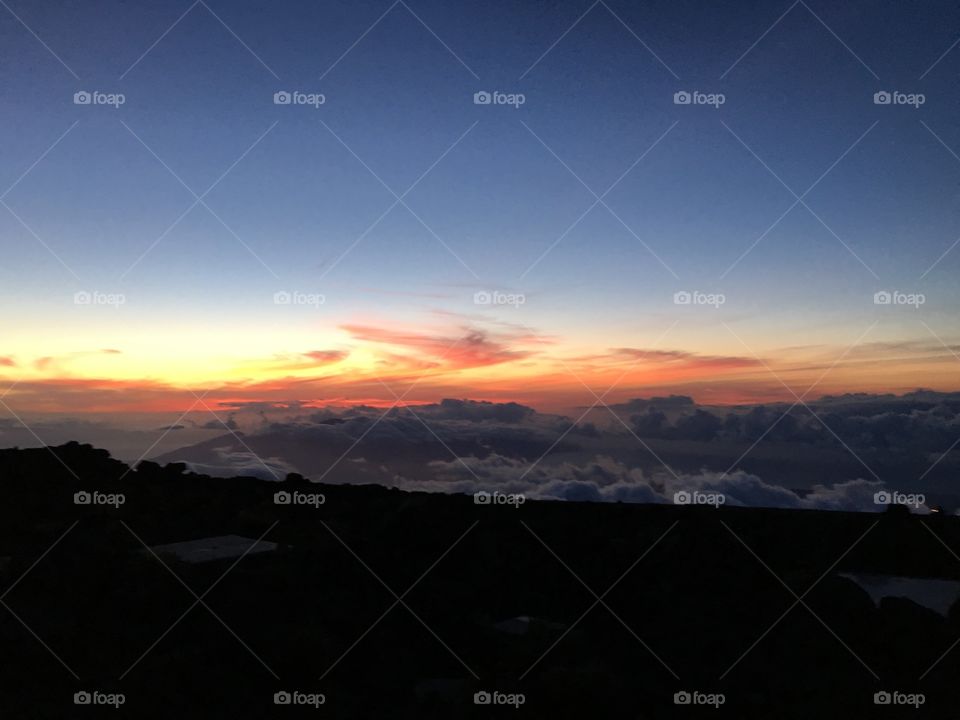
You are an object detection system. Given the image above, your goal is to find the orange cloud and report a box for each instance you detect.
[341,324,538,371]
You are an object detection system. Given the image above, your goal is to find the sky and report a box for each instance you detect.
[2,0,960,424]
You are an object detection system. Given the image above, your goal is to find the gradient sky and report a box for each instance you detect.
[2,0,960,420]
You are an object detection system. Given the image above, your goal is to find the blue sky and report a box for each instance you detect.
[1,0,960,415]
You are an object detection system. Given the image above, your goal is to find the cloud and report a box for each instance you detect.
[302,350,347,364]
[414,398,536,423]
[403,453,894,512]
[341,324,536,370]
[183,447,296,481]
[586,348,760,372]
[608,395,695,412]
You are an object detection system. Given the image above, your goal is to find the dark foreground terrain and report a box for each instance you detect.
[0,443,958,718]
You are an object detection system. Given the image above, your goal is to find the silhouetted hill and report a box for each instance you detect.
[0,443,958,718]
